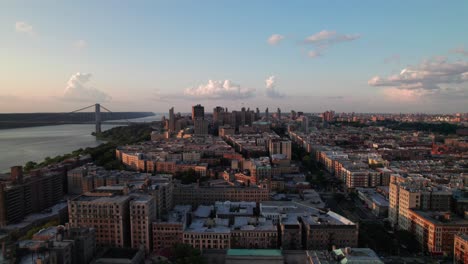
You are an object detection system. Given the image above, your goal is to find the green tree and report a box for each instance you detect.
[172,244,207,264]
[24,161,37,172]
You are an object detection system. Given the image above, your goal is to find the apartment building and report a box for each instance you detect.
[183,219,231,250]
[130,195,156,253]
[68,195,131,248]
[0,166,64,226]
[173,184,269,207]
[152,205,191,252]
[409,210,468,255]
[454,233,468,264]
[149,177,174,217]
[260,201,358,250]
[301,212,358,250]
[280,217,303,250]
[230,217,278,249]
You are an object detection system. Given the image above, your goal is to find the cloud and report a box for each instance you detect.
[64,73,111,102]
[384,54,401,64]
[305,30,360,47]
[265,76,285,98]
[381,88,426,102]
[307,50,322,58]
[74,40,87,49]
[267,34,285,45]
[15,21,35,36]
[369,57,468,101]
[265,76,275,89]
[303,30,360,58]
[451,46,468,56]
[184,80,255,100]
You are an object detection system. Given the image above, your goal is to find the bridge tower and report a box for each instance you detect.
[95,103,101,135]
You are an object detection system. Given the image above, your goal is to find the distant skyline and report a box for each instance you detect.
[0,1,467,113]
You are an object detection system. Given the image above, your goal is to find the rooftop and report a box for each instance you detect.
[227,249,282,257]
[73,194,130,203]
[411,210,468,226]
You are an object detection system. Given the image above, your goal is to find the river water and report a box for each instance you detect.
[0,114,164,173]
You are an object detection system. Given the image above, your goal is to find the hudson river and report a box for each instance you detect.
[0,124,116,173]
[0,114,163,173]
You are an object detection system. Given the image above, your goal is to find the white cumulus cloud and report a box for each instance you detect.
[305,30,360,46]
[265,76,285,98]
[304,30,360,58]
[15,21,35,36]
[267,34,285,45]
[184,80,255,100]
[368,57,468,101]
[64,73,111,102]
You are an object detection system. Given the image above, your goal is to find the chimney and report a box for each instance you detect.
[10,166,23,183]
[444,212,451,221]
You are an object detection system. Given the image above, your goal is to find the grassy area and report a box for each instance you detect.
[19,220,59,240]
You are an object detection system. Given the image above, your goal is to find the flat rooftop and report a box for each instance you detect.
[227,249,282,257]
[411,210,468,225]
[130,195,153,205]
[73,195,130,203]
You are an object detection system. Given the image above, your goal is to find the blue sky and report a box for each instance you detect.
[0,1,467,113]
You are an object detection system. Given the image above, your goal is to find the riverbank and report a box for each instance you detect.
[19,123,154,173]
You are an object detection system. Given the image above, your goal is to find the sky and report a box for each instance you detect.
[0,1,467,114]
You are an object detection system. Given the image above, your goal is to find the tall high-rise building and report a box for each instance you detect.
[213,106,225,125]
[192,104,205,120]
[269,140,281,156]
[169,107,175,133]
[269,139,292,160]
[277,108,281,120]
[265,108,269,122]
[194,119,209,136]
[240,107,246,126]
[302,116,309,133]
[281,140,292,160]
[322,110,335,122]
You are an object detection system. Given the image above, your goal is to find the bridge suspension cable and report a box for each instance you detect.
[68,104,96,114]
